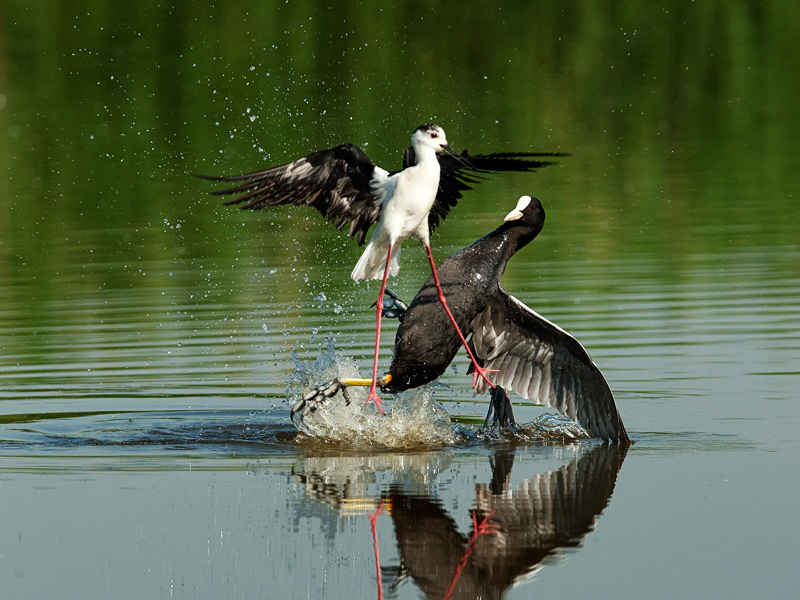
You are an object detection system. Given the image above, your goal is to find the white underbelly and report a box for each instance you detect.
[381,175,437,243]
[379,200,429,242]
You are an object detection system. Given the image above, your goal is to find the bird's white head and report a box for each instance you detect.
[411,123,449,153]
[504,195,533,221]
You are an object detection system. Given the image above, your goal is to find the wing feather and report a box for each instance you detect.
[195,144,382,245]
[433,151,568,233]
[470,285,628,441]
[402,147,568,234]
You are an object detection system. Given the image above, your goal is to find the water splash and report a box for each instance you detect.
[285,345,591,448]
[524,413,590,439]
[479,413,590,444]
[286,347,460,448]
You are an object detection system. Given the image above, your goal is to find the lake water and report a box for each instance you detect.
[1,3,799,599]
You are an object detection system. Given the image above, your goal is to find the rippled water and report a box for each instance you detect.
[3,3,800,598]
[2,231,798,598]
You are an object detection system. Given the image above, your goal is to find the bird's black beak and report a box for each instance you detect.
[441,144,478,171]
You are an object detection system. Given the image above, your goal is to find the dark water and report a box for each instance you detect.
[2,2,799,598]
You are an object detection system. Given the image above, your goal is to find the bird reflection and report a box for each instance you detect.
[385,445,627,599]
[292,443,628,599]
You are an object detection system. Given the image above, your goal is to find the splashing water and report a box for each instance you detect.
[285,346,460,448]
[478,413,590,444]
[524,413,589,439]
[284,344,592,448]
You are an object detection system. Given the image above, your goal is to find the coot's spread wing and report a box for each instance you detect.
[195,144,383,245]
[470,285,628,441]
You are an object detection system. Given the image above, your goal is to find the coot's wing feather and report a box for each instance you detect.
[470,285,628,441]
[194,144,383,245]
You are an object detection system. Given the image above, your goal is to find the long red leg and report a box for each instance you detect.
[425,245,497,389]
[367,245,392,413]
[368,500,385,600]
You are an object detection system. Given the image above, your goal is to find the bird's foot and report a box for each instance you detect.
[291,378,351,424]
[471,365,500,389]
[370,288,408,322]
[366,387,387,414]
[472,510,499,537]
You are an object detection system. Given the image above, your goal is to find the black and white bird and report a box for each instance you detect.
[294,195,629,442]
[197,124,562,413]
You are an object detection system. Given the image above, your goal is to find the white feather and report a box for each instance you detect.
[350,128,444,282]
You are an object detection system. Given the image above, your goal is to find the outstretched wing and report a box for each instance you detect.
[194,144,384,245]
[403,147,568,233]
[469,285,628,441]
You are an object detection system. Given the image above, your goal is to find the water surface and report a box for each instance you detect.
[1,2,799,599]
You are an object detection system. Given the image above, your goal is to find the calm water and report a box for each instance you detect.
[2,2,799,599]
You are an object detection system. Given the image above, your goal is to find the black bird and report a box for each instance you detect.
[295,195,629,442]
[197,124,562,412]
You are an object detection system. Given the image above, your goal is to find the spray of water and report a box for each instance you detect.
[285,345,461,448]
[286,343,590,448]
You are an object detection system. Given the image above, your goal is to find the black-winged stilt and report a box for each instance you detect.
[294,196,629,442]
[196,124,563,413]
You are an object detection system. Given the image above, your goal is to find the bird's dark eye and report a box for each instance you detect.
[430,132,438,138]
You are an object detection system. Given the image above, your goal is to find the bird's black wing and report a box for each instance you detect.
[403,147,567,234]
[470,444,628,587]
[469,285,628,441]
[389,445,628,597]
[194,144,383,245]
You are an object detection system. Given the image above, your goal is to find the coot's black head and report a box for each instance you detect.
[503,195,545,229]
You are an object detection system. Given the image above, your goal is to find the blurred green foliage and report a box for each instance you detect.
[1,0,799,298]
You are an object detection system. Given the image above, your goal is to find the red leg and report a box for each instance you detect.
[441,510,498,600]
[368,500,385,600]
[424,245,497,389]
[367,245,392,413]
